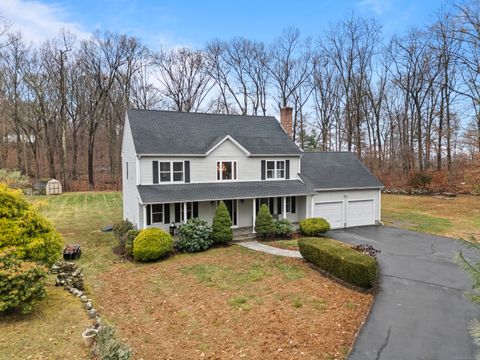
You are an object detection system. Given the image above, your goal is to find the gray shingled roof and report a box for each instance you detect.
[137,180,315,204]
[300,152,383,190]
[127,109,302,156]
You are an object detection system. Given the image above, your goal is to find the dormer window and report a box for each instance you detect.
[266,160,285,179]
[217,161,237,180]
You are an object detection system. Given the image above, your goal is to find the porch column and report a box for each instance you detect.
[143,205,147,229]
[283,196,287,219]
[252,198,256,233]
[183,202,187,224]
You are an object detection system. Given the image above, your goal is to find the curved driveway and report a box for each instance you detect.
[328,226,480,360]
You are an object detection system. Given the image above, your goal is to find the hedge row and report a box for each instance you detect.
[298,237,378,288]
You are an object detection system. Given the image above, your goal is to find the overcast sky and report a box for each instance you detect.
[0,0,452,47]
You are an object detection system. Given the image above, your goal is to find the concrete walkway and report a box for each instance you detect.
[328,226,480,360]
[238,241,302,258]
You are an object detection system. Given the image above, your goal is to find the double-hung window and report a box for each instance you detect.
[159,161,184,183]
[217,161,237,180]
[266,160,285,179]
[151,204,163,223]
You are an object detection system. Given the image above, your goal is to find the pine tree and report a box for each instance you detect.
[212,201,233,244]
[255,203,275,238]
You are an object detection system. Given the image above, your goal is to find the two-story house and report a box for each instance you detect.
[121,108,383,233]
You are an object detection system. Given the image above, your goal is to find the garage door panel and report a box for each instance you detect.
[347,200,374,227]
[313,201,343,229]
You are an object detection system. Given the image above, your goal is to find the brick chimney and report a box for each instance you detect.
[280,107,293,139]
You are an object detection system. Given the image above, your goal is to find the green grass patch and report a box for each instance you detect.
[228,295,253,311]
[383,210,453,234]
[264,239,299,250]
[272,258,305,280]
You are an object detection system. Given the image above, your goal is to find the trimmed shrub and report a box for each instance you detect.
[178,217,213,252]
[133,228,173,262]
[124,229,140,256]
[299,218,330,236]
[0,184,62,265]
[255,204,275,238]
[212,201,232,244]
[112,220,134,245]
[0,249,47,314]
[0,169,30,189]
[298,237,378,288]
[274,218,295,238]
[92,323,132,360]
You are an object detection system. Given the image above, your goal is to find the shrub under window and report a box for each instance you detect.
[177,218,213,253]
[133,228,173,261]
[274,218,295,238]
[212,201,232,244]
[255,204,275,238]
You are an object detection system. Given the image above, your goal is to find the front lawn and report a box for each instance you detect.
[260,239,299,250]
[382,194,480,240]
[1,192,372,360]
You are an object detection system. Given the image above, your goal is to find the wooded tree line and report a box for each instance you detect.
[0,1,479,190]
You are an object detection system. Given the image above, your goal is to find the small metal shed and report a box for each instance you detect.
[34,179,62,195]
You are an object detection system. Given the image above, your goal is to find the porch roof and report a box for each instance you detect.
[137,180,315,204]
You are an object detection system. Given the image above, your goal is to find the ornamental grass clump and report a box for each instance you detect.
[133,228,173,262]
[212,201,232,244]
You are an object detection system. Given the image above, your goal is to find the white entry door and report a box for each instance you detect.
[313,201,344,229]
[347,199,375,227]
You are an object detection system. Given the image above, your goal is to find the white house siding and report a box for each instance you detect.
[139,139,300,184]
[311,189,381,229]
[121,115,140,225]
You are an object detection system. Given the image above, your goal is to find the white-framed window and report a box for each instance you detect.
[151,204,163,223]
[217,161,237,180]
[286,196,296,213]
[266,160,285,179]
[159,161,184,183]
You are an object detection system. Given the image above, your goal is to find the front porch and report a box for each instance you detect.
[139,196,308,234]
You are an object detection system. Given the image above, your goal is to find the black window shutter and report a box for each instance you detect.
[291,197,296,213]
[146,205,151,225]
[193,202,198,217]
[184,161,190,183]
[152,161,159,184]
[164,204,170,224]
[261,160,266,180]
[175,203,181,223]
[285,160,290,179]
[255,199,259,215]
[269,198,274,214]
[277,197,282,214]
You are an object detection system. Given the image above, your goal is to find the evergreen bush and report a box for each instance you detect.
[0,183,62,265]
[299,218,330,236]
[255,204,275,238]
[274,218,295,238]
[178,217,213,252]
[212,201,233,244]
[124,229,140,256]
[133,228,173,262]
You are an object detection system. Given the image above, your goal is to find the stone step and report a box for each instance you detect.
[233,233,257,242]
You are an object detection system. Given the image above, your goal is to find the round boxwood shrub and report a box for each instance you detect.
[255,204,275,238]
[299,218,331,236]
[0,249,47,314]
[212,201,232,244]
[274,218,295,238]
[133,228,173,262]
[0,183,63,265]
[177,217,213,252]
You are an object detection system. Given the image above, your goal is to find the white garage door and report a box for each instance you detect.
[347,200,375,227]
[313,201,343,229]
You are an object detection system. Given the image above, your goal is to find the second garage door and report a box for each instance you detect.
[347,199,375,227]
[313,201,344,229]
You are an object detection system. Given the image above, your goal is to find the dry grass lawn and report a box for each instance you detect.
[0,192,373,360]
[382,194,480,240]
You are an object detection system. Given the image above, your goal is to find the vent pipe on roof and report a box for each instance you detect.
[280,106,293,139]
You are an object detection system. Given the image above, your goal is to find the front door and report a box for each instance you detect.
[222,200,238,226]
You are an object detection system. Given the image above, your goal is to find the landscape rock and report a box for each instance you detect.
[84,301,93,310]
[88,309,97,319]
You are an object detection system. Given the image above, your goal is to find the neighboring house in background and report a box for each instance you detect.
[121,108,383,233]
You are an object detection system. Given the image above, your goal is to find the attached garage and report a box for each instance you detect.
[301,152,384,229]
[313,201,343,228]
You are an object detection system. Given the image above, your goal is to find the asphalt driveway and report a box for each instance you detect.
[328,226,480,360]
